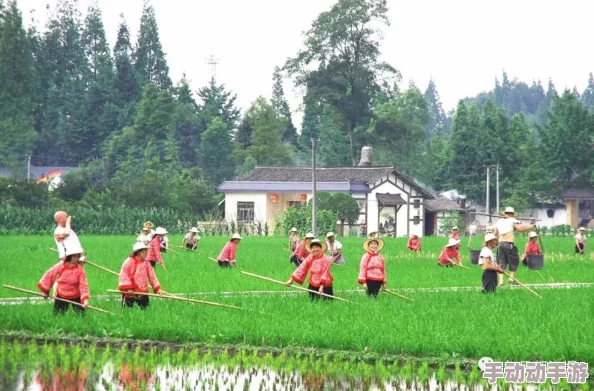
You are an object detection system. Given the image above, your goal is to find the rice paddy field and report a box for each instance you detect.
[0,235,593,390]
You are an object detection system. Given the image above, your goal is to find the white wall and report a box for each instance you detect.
[469,206,566,231]
[224,193,268,224]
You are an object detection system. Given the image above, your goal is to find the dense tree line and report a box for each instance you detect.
[1,0,593,215]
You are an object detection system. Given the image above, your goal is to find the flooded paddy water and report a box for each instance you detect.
[1,340,591,391]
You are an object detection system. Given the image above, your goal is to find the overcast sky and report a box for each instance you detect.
[16,0,594,127]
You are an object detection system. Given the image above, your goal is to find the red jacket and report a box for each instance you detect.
[438,247,460,265]
[407,237,421,251]
[291,253,333,288]
[146,236,163,265]
[292,241,309,260]
[119,256,161,294]
[38,262,89,302]
[218,241,237,261]
[357,252,386,284]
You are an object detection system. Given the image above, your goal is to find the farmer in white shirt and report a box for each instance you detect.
[493,207,536,286]
[574,227,587,255]
[182,227,200,251]
[479,233,505,293]
[326,232,344,264]
[53,211,85,263]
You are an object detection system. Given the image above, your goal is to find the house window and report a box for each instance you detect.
[413,199,420,209]
[237,202,255,222]
[287,201,302,209]
[547,209,555,218]
[413,216,420,225]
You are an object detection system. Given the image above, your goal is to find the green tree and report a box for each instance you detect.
[285,0,400,165]
[0,0,36,173]
[133,1,171,89]
[82,3,116,159]
[317,105,351,166]
[196,77,240,137]
[173,75,201,167]
[582,73,594,110]
[199,117,235,185]
[113,15,141,128]
[368,84,430,178]
[271,66,297,146]
[424,78,448,137]
[244,97,294,166]
[540,90,594,187]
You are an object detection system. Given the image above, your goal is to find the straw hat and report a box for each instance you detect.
[578,227,586,231]
[326,232,335,238]
[452,226,459,231]
[190,227,199,233]
[528,231,538,238]
[446,238,460,248]
[155,227,168,235]
[144,221,154,228]
[305,239,327,253]
[133,242,148,253]
[290,227,298,232]
[304,232,315,239]
[363,238,384,252]
[231,233,242,240]
[484,233,498,244]
[141,227,149,232]
[65,245,84,257]
[367,231,379,238]
[502,207,518,217]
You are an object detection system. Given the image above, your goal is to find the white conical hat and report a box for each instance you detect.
[65,245,84,257]
[446,238,460,248]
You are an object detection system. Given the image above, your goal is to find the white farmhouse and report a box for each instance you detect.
[217,164,434,237]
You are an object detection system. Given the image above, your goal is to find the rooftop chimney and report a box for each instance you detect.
[358,146,373,167]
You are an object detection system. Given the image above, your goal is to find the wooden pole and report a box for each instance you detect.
[106,289,242,310]
[383,288,414,302]
[50,247,120,276]
[503,272,542,298]
[161,246,180,255]
[3,285,116,315]
[239,271,350,302]
[169,244,187,250]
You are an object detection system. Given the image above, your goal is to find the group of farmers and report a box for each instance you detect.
[37,206,587,314]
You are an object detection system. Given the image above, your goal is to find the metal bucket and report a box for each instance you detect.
[527,254,544,270]
[470,250,480,265]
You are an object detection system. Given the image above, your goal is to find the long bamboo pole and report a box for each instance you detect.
[3,285,115,315]
[383,288,414,302]
[50,247,120,276]
[239,271,350,302]
[161,246,180,255]
[106,289,242,310]
[503,272,543,298]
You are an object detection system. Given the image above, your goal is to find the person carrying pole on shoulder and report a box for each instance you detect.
[493,207,536,286]
[479,233,505,293]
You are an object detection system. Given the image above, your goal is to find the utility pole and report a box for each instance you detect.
[27,155,31,183]
[311,138,318,236]
[495,163,500,215]
[485,166,490,216]
[205,55,220,80]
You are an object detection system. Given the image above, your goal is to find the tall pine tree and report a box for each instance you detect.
[423,78,448,137]
[113,16,141,128]
[133,1,171,90]
[271,66,297,146]
[199,117,235,185]
[0,0,36,173]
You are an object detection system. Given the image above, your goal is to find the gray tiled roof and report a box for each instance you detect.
[234,166,433,198]
[561,188,594,200]
[425,195,465,212]
[376,193,406,206]
[217,181,369,193]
